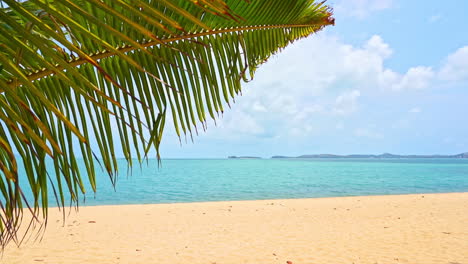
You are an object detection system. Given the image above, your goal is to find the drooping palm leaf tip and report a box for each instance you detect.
[0,0,333,246]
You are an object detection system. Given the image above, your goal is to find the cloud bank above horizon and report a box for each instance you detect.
[157,0,468,158]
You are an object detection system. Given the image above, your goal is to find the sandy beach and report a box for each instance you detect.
[4,193,468,264]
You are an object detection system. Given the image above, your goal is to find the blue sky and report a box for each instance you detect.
[160,0,468,158]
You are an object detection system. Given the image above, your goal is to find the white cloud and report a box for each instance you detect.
[198,33,446,140]
[292,105,324,123]
[333,90,361,115]
[390,66,435,90]
[164,34,466,145]
[335,0,394,19]
[213,110,264,138]
[365,35,393,59]
[439,46,468,82]
[341,36,390,84]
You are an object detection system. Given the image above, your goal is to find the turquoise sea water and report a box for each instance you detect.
[19,158,468,206]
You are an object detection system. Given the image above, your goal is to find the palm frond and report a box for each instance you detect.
[0,0,334,246]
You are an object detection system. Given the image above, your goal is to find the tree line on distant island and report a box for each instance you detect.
[228,152,468,159]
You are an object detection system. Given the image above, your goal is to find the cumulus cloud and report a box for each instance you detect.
[255,34,396,92]
[390,66,435,90]
[203,35,388,139]
[162,33,466,146]
[333,90,361,115]
[439,46,468,82]
[335,0,394,19]
[212,110,264,138]
[364,35,393,59]
[195,33,446,140]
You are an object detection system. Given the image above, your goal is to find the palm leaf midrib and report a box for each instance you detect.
[6,22,329,89]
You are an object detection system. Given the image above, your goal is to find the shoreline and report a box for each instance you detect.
[47,191,468,208]
[5,192,468,264]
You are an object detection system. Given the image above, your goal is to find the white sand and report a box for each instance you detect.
[4,193,468,264]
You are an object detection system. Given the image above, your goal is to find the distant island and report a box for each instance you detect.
[228,156,262,159]
[271,152,468,159]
